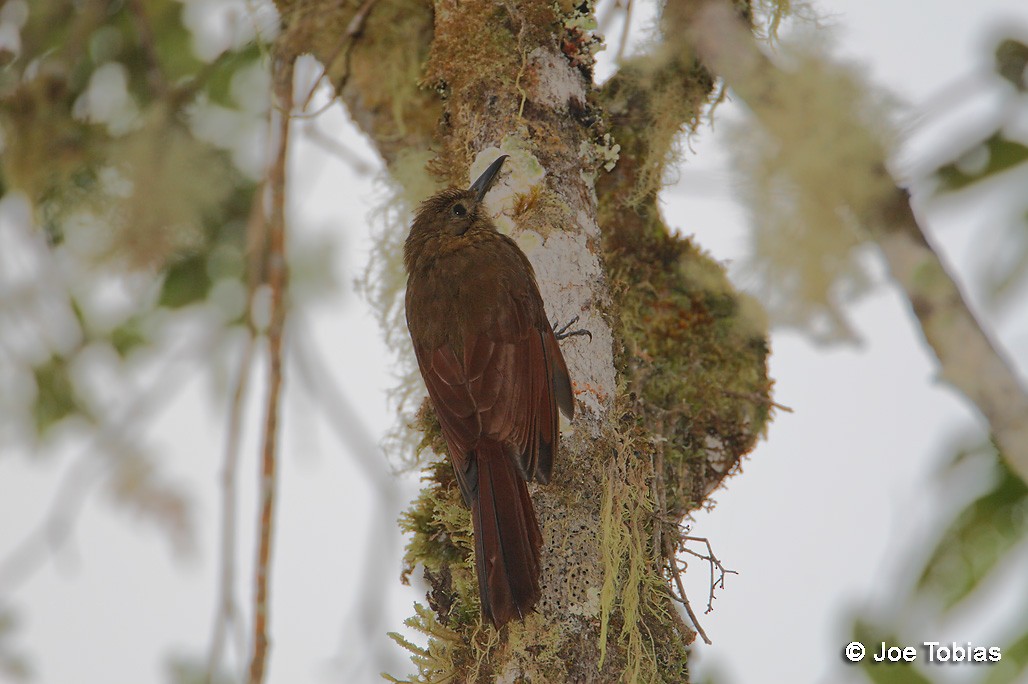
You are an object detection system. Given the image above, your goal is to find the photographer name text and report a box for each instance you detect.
[844,641,1002,664]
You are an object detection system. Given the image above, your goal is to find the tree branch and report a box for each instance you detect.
[688,0,1028,484]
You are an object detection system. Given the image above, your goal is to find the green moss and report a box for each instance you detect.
[400,403,481,625]
[608,227,771,517]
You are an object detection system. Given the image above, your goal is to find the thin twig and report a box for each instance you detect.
[203,333,256,684]
[206,177,268,684]
[661,535,712,645]
[681,535,738,613]
[721,388,794,413]
[650,412,712,644]
[298,0,381,113]
[614,0,634,63]
[246,52,293,684]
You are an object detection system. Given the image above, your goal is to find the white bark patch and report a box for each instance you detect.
[472,142,544,233]
[526,47,585,112]
[521,228,616,421]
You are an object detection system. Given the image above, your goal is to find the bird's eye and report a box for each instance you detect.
[452,203,467,217]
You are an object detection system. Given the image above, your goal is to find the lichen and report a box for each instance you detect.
[725,33,897,342]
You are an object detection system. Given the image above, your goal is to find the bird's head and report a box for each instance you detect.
[404,155,508,273]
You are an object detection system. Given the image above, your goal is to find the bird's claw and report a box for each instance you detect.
[552,315,592,342]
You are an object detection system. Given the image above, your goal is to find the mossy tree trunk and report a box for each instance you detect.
[272,0,773,680]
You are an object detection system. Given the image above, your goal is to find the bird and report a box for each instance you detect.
[404,154,574,627]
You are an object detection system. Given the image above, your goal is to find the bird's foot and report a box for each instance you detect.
[552,315,592,342]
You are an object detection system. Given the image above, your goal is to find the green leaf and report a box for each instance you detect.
[205,43,264,108]
[983,626,1028,684]
[916,454,1028,609]
[110,318,148,357]
[995,39,1028,91]
[935,133,1028,192]
[159,255,212,308]
[31,357,81,434]
[148,0,205,83]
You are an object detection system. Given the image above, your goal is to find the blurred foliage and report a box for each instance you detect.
[917,446,1028,610]
[855,440,1028,684]
[0,607,31,682]
[0,0,271,438]
[164,653,237,684]
[0,1,276,676]
[933,133,1028,193]
[924,38,1028,314]
[994,39,1028,92]
[731,36,1028,344]
[30,356,83,434]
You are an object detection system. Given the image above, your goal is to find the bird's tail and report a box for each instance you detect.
[471,439,543,627]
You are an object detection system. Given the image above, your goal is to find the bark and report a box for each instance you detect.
[272,0,772,681]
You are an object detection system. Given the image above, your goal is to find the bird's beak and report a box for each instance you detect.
[469,155,508,203]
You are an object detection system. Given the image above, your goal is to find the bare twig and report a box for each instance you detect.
[207,127,274,684]
[681,535,738,613]
[614,0,634,64]
[246,52,293,684]
[298,0,382,114]
[721,388,794,413]
[661,535,712,645]
[650,414,712,645]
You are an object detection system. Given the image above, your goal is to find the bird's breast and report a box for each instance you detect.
[407,236,526,352]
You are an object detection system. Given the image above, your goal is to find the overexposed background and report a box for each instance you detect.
[1,1,1027,683]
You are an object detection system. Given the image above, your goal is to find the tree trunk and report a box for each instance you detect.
[272,0,773,680]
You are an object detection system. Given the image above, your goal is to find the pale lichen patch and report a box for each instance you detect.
[471,138,546,232]
[525,46,587,111]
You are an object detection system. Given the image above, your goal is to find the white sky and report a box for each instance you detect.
[1,1,1028,683]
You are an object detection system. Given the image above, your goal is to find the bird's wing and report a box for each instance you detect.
[412,240,573,499]
[413,341,481,505]
[465,276,571,484]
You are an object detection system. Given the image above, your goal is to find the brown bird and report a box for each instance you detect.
[404,155,574,627]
